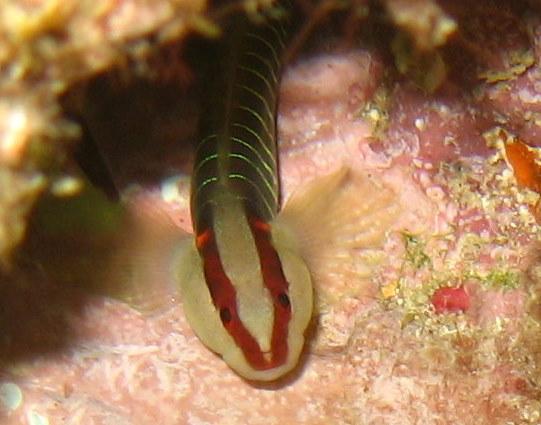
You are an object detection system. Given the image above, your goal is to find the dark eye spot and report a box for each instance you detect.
[219,307,232,324]
[277,293,290,308]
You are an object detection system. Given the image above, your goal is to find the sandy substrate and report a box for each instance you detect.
[1,1,541,424]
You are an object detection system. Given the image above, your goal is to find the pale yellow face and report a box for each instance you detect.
[175,215,313,381]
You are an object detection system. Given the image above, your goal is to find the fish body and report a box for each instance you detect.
[179,1,313,381]
[177,1,399,381]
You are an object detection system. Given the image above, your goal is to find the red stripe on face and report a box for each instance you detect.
[248,217,292,367]
[197,226,289,371]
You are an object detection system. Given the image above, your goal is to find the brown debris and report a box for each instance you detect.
[383,0,457,51]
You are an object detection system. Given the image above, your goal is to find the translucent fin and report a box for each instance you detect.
[275,167,400,302]
[102,198,189,314]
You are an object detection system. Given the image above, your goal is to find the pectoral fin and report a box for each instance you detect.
[275,167,400,301]
[102,198,189,314]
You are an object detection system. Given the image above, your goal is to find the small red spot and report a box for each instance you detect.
[251,218,271,232]
[431,286,470,314]
[196,229,211,249]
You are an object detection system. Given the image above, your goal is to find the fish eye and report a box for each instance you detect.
[277,292,290,308]
[219,307,232,324]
